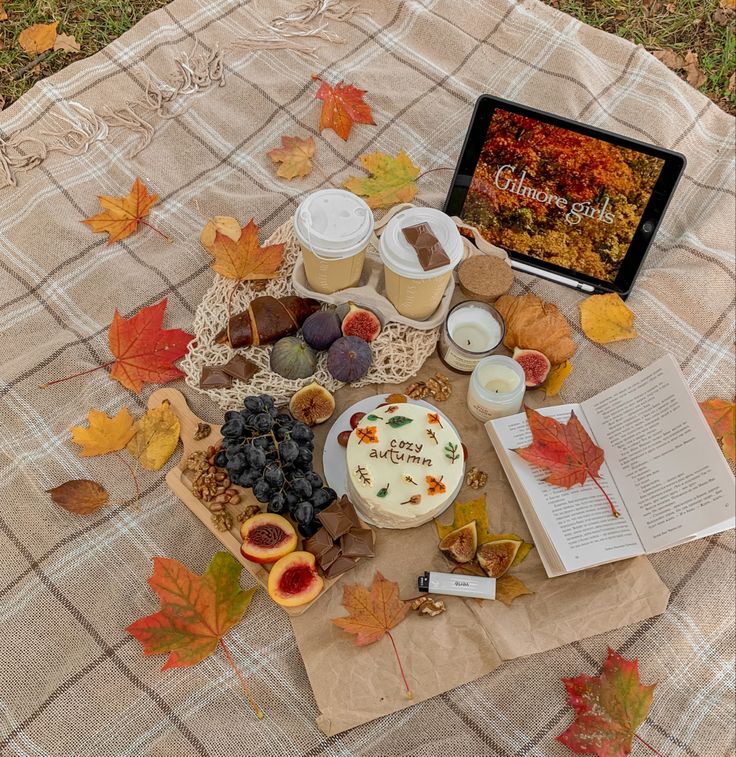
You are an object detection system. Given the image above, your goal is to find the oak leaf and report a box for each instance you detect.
[435,494,492,544]
[18,21,58,54]
[267,135,315,179]
[54,32,80,52]
[699,397,735,465]
[579,294,637,344]
[0,3,8,21]
[652,49,684,70]
[200,215,241,250]
[543,360,573,397]
[47,480,109,514]
[558,648,658,757]
[344,150,421,209]
[70,408,135,456]
[496,575,534,606]
[683,50,706,88]
[208,218,285,281]
[513,407,620,517]
[312,75,375,140]
[83,177,164,244]
[332,571,413,698]
[126,400,180,471]
[109,299,193,394]
[127,552,262,717]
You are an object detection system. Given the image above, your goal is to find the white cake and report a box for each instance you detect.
[346,401,465,529]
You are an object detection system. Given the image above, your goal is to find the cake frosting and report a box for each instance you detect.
[345,401,464,529]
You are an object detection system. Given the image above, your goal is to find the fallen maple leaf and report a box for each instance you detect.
[699,397,735,465]
[18,21,58,54]
[83,177,169,244]
[344,150,421,209]
[496,575,533,606]
[0,2,8,21]
[312,75,374,140]
[435,494,493,544]
[683,50,706,88]
[54,32,80,53]
[47,480,108,514]
[267,135,315,179]
[513,407,620,518]
[652,49,685,70]
[70,408,135,456]
[208,218,285,281]
[544,360,573,397]
[200,215,241,250]
[558,648,661,757]
[332,571,413,698]
[126,400,180,471]
[579,294,637,344]
[127,552,262,717]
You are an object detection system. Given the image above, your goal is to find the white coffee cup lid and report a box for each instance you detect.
[293,190,375,259]
[379,207,463,279]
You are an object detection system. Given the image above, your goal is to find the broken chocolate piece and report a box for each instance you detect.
[318,495,359,540]
[199,366,233,389]
[303,527,334,559]
[220,354,259,383]
[318,544,342,571]
[340,527,375,558]
[323,554,358,578]
[402,222,451,272]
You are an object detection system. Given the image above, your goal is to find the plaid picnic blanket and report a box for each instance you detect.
[1,0,734,755]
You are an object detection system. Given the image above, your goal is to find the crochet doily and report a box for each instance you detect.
[182,219,440,409]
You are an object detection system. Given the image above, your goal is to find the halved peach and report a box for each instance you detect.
[240,513,297,564]
[267,551,324,607]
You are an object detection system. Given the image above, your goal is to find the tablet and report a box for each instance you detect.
[444,96,686,296]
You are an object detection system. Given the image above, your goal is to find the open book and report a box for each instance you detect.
[486,355,735,577]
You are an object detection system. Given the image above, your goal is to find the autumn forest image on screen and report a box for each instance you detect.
[462,110,665,282]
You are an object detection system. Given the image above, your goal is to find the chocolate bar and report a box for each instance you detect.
[220,354,259,383]
[323,554,358,578]
[318,495,360,540]
[340,527,375,558]
[402,222,451,271]
[303,527,334,559]
[199,366,233,389]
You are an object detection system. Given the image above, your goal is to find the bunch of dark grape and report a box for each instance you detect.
[217,394,337,538]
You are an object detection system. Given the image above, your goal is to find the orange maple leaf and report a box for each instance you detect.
[209,219,285,281]
[70,408,135,456]
[699,397,735,465]
[83,177,168,244]
[127,552,262,717]
[312,75,375,141]
[332,571,412,698]
[356,426,379,444]
[108,299,193,393]
[267,135,315,179]
[426,475,446,496]
[513,407,619,517]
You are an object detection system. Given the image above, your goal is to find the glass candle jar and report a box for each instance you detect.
[438,301,505,373]
[467,355,526,421]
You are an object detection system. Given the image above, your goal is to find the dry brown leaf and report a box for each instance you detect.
[719,0,736,9]
[0,2,8,21]
[47,480,109,515]
[267,135,315,180]
[652,49,684,70]
[200,215,241,250]
[729,72,736,94]
[18,21,58,54]
[495,294,576,365]
[683,50,707,88]
[579,293,637,344]
[54,32,80,52]
[496,575,533,606]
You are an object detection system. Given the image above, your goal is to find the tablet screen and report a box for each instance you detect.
[460,108,666,284]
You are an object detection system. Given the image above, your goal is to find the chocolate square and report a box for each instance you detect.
[303,527,334,559]
[318,495,359,539]
[318,544,342,571]
[340,527,375,558]
[220,354,259,383]
[323,554,358,578]
[402,222,451,272]
[199,366,233,389]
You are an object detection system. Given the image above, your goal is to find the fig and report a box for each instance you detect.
[513,347,551,388]
[337,430,352,447]
[476,538,522,578]
[240,513,297,564]
[270,336,317,380]
[267,550,324,607]
[302,310,342,351]
[326,336,372,383]
[288,381,335,426]
[438,521,478,563]
[341,302,381,342]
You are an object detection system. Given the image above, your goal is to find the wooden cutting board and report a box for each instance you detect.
[149,387,357,617]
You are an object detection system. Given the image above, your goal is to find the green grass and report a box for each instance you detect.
[1,0,734,113]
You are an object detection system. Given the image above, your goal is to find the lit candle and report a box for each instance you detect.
[438,301,505,373]
[467,356,525,421]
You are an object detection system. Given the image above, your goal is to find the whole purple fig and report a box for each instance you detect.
[326,336,372,383]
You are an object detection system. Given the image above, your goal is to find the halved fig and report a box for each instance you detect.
[341,303,381,342]
[289,381,335,426]
[476,537,522,578]
[267,551,324,607]
[513,347,551,388]
[240,513,297,564]
[438,521,477,563]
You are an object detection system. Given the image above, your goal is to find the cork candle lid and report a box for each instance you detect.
[457,255,514,302]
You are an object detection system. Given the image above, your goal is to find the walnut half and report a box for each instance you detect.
[410,596,446,616]
[465,466,488,490]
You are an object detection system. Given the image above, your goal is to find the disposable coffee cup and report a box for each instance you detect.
[293,190,375,295]
[379,207,463,320]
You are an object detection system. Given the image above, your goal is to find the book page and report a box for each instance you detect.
[583,355,736,552]
[490,405,644,573]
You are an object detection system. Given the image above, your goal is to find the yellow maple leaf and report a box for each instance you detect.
[267,135,315,180]
[579,293,637,344]
[18,21,58,54]
[435,494,492,544]
[200,215,241,251]
[126,400,180,471]
[70,408,135,457]
[543,360,573,397]
[496,575,534,606]
[343,149,421,209]
[209,218,285,281]
[82,177,163,245]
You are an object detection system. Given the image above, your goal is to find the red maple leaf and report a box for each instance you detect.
[558,648,662,757]
[513,407,619,517]
[312,75,375,140]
